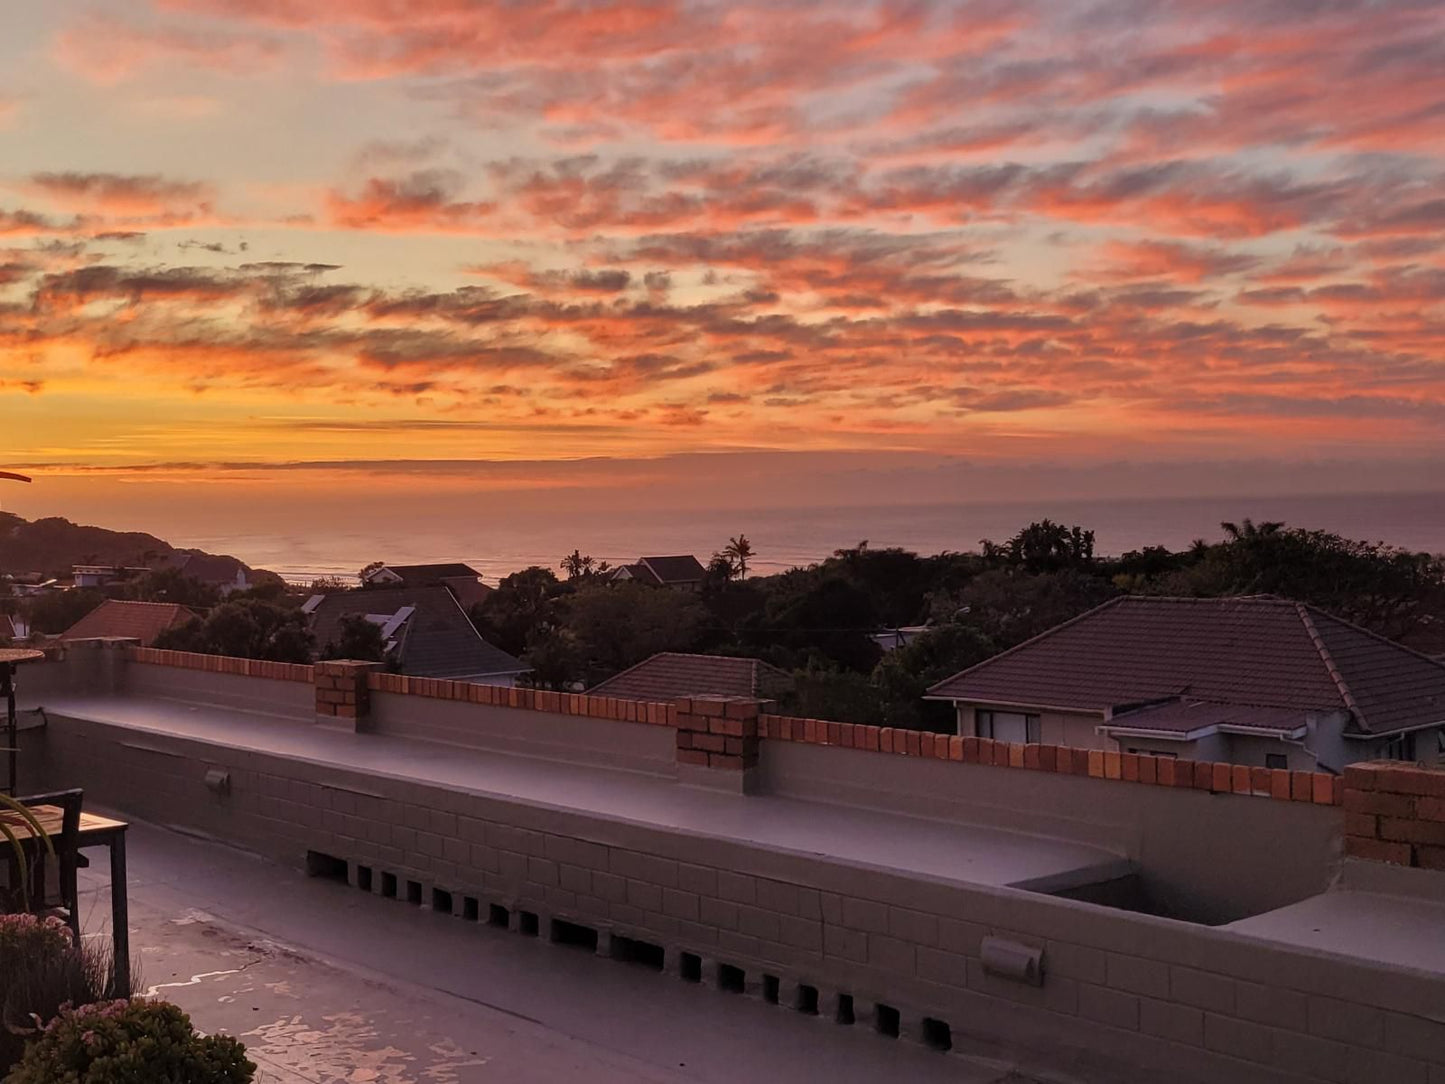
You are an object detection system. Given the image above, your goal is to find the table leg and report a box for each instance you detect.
[109,834,130,997]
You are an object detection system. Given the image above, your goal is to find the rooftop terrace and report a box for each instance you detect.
[16,638,1445,1083]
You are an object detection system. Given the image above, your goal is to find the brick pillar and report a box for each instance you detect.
[315,660,381,731]
[673,697,766,794]
[1342,761,1445,869]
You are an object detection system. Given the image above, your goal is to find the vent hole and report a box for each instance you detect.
[305,851,348,883]
[487,904,510,928]
[380,872,398,899]
[432,887,453,914]
[355,865,373,892]
[406,880,423,906]
[795,984,819,1015]
[762,975,780,1004]
[462,897,480,922]
[835,993,855,1025]
[518,910,539,937]
[922,1017,952,1052]
[550,918,599,951]
[612,936,665,971]
[718,964,745,993]
[875,1003,900,1038]
[679,952,702,983]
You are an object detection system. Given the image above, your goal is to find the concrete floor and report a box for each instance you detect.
[74,818,1114,1084]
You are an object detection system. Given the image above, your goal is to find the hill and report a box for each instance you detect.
[0,512,277,585]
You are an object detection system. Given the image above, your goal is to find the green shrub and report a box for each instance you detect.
[0,915,121,1072]
[3,998,254,1084]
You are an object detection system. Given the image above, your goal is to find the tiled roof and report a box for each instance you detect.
[61,599,197,646]
[308,585,525,680]
[611,563,660,585]
[384,563,481,581]
[590,652,794,702]
[926,596,1445,736]
[638,556,706,583]
[1102,699,1310,737]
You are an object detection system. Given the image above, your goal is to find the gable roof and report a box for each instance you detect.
[926,595,1445,736]
[638,556,706,584]
[153,552,246,585]
[610,563,660,585]
[307,585,525,679]
[590,652,794,702]
[382,563,481,581]
[61,599,198,646]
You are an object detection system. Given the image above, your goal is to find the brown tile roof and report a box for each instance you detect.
[590,652,794,702]
[926,596,1445,736]
[628,556,706,585]
[382,563,482,581]
[307,585,525,680]
[61,599,198,646]
[1102,699,1310,737]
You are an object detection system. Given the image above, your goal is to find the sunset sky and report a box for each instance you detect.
[3,0,1444,547]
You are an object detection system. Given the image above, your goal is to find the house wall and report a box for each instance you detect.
[956,704,1109,751]
[1118,732,1229,764]
[20,697,1444,1084]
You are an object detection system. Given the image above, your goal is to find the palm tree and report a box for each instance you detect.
[723,535,753,580]
[561,550,594,580]
[1221,519,1284,543]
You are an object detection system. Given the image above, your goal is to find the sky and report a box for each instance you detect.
[2,0,1444,546]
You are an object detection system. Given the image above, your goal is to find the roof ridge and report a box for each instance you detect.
[1294,601,1364,726]
[1300,599,1445,673]
[926,594,1129,696]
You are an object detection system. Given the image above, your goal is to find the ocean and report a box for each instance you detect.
[170,490,1445,585]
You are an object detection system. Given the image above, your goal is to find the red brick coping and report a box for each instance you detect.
[1342,761,1445,868]
[124,646,1342,803]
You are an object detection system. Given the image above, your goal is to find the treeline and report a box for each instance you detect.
[473,519,1445,730]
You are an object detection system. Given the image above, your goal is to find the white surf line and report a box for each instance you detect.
[145,968,245,997]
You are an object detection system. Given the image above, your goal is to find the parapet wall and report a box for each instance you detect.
[16,643,1445,1083]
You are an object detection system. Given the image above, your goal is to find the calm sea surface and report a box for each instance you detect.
[172,490,1445,584]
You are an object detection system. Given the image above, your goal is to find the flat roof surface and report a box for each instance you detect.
[80,819,1091,1083]
[31,691,1129,894]
[1226,879,1445,975]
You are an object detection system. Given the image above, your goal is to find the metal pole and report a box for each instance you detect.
[1,663,14,796]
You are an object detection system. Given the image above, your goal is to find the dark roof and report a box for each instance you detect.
[154,552,246,585]
[383,563,481,581]
[927,596,1445,736]
[307,585,525,679]
[638,556,706,584]
[610,563,660,586]
[61,599,198,646]
[590,652,794,702]
[1102,699,1310,738]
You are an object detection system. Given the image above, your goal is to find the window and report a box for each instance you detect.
[1265,753,1288,771]
[977,710,1041,743]
[1383,732,1418,762]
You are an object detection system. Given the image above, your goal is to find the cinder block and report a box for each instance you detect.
[1079,984,1140,1030]
[1171,966,1236,1014]
[1203,1013,1272,1064]
[1140,998,1204,1046]
[1106,953,1171,999]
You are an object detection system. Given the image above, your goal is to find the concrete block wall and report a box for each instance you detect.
[24,707,1445,1084]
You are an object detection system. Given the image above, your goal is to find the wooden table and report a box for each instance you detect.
[0,805,131,996]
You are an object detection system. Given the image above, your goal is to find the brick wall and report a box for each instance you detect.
[1342,761,1445,869]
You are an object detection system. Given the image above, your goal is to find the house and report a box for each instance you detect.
[589,652,794,703]
[60,599,199,646]
[926,595,1445,772]
[608,555,708,591]
[151,552,250,595]
[362,562,492,610]
[303,584,527,685]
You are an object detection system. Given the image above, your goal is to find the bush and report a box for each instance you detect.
[0,915,127,1073]
[4,998,254,1084]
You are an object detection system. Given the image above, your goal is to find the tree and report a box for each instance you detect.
[121,567,221,610]
[723,535,753,581]
[562,581,707,683]
[983,520,1096,574]
[520,625,582,690]
[872,624,995,730]
[320,614,387,663]
[472,566,562,657]
[25,589,106,635]
[561,550,595,580]
[153,599,314,662]
[358,561,385,584]
[309,576,349,593]
[930,568,1120,651]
